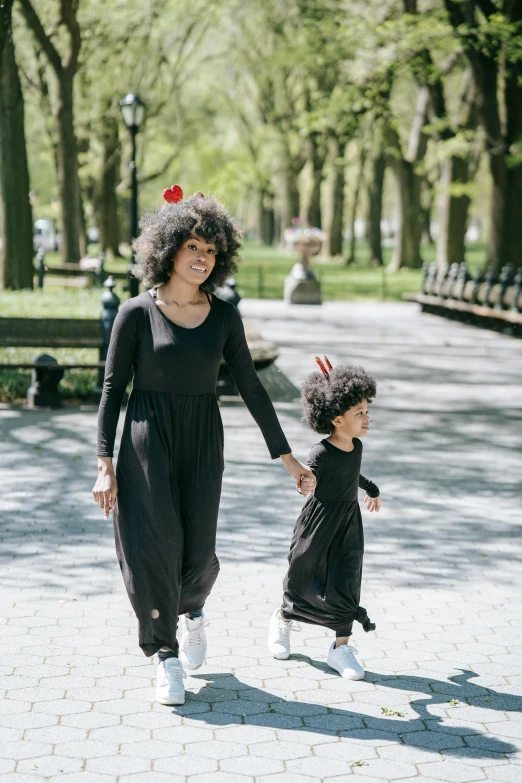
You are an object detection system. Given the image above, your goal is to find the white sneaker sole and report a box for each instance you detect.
[270,649,290,660]
[340,670,364,680]
[327,661,364,680]
[156,692,185,706]
[179,655,205,671]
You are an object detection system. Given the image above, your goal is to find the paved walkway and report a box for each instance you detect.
[0,299,521,783]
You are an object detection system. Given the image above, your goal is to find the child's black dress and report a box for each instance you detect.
[281,438,379,637]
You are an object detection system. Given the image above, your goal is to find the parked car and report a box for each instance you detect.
[33,219,59,252]
[87,226,100,245]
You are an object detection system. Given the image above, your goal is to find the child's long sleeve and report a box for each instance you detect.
[359,474,379,498]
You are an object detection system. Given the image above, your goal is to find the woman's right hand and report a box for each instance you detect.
[93,458,118,519]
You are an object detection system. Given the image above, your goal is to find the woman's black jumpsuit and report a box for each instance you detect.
[97,292,290,656]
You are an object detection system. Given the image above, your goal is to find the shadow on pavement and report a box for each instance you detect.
[167,671,517,758]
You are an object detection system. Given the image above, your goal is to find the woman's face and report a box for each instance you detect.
[172,234,217,286]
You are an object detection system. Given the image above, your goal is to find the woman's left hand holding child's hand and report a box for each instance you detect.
[299,475,315,496]
[364,494,381,512]
[280,453,316,494]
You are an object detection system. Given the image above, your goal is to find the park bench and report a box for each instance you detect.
[34,248,128,290]
[403,261,522,337]
[0,278,279,407]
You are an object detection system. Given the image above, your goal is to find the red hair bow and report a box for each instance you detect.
[314,355,332,379]
[163,184,183,204]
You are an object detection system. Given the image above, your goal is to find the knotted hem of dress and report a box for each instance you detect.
[333,607,376,636]
[355,605,376,632]
[281,603,376,637]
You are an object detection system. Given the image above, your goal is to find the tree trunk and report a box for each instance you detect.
[56,72,81,263]
[389,158,423,270]
[19,0,82,264]
[329,139,345,257]
[0,31,33,290]
[273,209,281,246]
[386,86,429,270]
[421,182,434,245]
[257,188,275,246]
[443,0,522,271]
[306,133,324,229]
[436,155,471,268]
[307,172,322,229]
[0,1,14,64]
[94,116,122,257]
[367,142,385,266]
[347,142,368,265]
[78,186,87,257]
[282,167,300,230]
[487,159,522,272]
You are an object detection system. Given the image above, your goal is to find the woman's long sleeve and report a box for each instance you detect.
[97,302,140,457]
[223,305,291,459]
[306,443,328,478]
[359,473,379,498]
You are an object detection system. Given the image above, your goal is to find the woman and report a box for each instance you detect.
[93,187,314,705]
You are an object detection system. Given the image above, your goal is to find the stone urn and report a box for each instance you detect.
[283,227,324,305]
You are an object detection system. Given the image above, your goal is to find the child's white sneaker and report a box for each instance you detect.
[327,641,364,680]
[155,657,186,705]
[179,612,209,671]
[268,609,299,659]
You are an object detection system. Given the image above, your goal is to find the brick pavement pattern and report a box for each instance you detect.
[0,300,521,783]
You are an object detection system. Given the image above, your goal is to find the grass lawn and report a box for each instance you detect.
[0,238,487,402]
[2,239,487,316]
[237,239,486,300]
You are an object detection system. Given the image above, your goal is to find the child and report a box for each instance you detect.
[268,358,381,680]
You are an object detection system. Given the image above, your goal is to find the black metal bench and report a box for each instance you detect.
[0,277,120,407]
[34,249,128,290]
[0,280,279,406]
[403,261,522,337]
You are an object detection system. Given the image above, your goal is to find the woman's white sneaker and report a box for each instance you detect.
[155,657,186,705]
[179,612,209,671]
[327,641,364,680]
[268,609,300,659]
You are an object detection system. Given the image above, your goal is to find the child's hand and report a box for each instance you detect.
[364,494,381,512]
[299,475,315,496]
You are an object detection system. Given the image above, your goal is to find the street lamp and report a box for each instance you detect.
[120,93,145,298]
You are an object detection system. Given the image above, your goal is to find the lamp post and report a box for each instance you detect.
[120,93,145,298]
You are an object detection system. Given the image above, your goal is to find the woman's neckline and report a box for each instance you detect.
[149,288,214,331]
[322,438,357,454]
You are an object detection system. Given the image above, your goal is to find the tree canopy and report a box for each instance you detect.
[1,0,522,288]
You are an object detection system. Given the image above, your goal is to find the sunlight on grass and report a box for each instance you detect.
[16,238,488,312]
[0,238,487,402]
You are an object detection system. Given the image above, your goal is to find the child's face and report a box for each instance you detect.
[332,398,371,438]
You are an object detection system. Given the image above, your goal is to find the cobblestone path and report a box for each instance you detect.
[0,300,520,783]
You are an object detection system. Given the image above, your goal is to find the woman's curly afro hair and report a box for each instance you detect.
[301,364,377,435]
[131,193,241,291]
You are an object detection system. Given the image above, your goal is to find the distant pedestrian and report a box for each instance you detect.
[93,186,315,706]
[268,358,380,679]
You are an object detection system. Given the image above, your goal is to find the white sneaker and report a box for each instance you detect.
[268,609,300,659]
[155,657,186,705]
[327,641,364,680]
[179,612,209,671]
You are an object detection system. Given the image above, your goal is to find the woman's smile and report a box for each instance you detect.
[190,264,208,276]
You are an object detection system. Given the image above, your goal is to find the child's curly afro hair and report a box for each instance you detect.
[301,364,377,435]
[131,193,241,290]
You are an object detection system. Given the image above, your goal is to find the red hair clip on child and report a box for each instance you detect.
[314,355,333,379]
